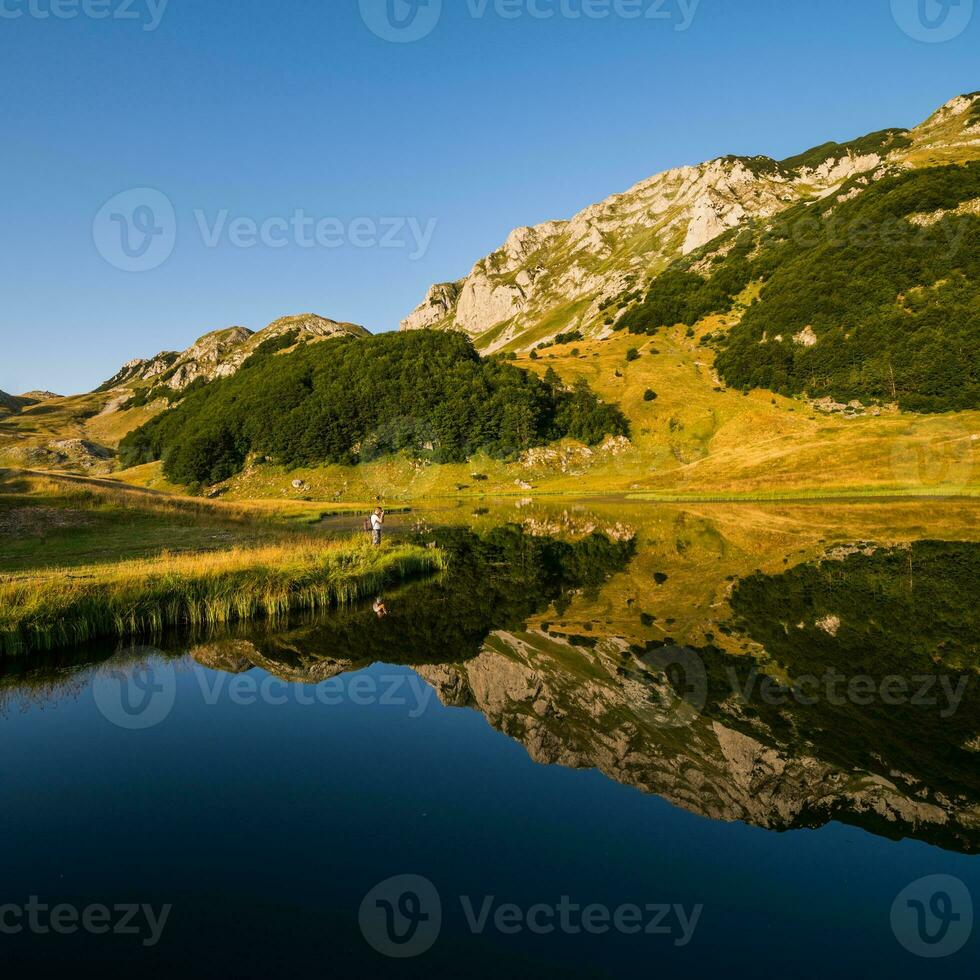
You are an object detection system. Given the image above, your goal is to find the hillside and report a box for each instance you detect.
[99,313,369,394]
[624,162,980,411]
[0,391,27,415]
[0,314,368,473]
[401,94,980,355]
[118,331,628,488]
[4,94,980,499]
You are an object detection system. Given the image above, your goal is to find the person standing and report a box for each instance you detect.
[370,507,385,547]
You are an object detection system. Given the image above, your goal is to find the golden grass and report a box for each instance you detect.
[0,538,443,656]
[2,469,377,526]
[201,327,978,503]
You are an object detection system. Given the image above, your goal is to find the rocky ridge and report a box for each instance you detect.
[100,314,369,396]
[401,94,980,352]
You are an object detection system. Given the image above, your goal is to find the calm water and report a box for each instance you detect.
[2,501,979,977]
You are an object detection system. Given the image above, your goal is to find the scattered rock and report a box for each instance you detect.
[815,614,842,637]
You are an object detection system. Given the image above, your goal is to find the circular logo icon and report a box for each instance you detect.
[359,874,442,959]
[891,875,973,958]
[93,653,177,730]
[359,0,442,43]
[639,645,708,729]
[891,0,974,42]
[93,188,176,272]
[890,420,975,493]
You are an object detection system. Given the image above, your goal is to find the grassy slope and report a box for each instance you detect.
[9,315,977,502]
[0,470,391,571]
[0,389,167,473]
[183,323,977,502]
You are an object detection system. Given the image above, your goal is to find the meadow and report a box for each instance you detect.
[149,329,977,504]
[0,471,441,656]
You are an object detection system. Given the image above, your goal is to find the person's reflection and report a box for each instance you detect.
[372,596,389,619]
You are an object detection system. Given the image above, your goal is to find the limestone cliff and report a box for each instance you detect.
[402,95,980,352]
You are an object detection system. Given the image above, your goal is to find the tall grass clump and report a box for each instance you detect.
[0,538,443,656]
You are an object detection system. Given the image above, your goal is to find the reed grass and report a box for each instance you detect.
[0,538,443,656]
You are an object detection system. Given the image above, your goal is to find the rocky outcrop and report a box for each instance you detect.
[99,314,370,399]
[400,283,462,332]
[400,153,881,351]
[7,438,116,473]
[401,94,980,353]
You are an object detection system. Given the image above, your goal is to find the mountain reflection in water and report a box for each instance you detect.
[5,502,979,855]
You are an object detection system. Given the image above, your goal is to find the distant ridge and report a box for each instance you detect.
[99,314,370,394]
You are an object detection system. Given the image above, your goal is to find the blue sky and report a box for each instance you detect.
[1,0,977,394]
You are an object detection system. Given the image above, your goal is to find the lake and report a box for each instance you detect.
[2,499,978,977]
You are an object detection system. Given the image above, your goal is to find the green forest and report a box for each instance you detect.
[620,162,980,412]
[119,330,629,487]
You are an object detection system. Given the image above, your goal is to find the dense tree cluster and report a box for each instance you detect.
[119,330,629,487]
[621,163,980,412]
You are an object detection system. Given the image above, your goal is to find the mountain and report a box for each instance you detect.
[0,314,369,476]
[19,391,62,402]
[99,314,369,395]
[627,160,980,411]
[0,390,27,415]
[118,331,628,488]
[4,95,979,497]
[401,94,980,358]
